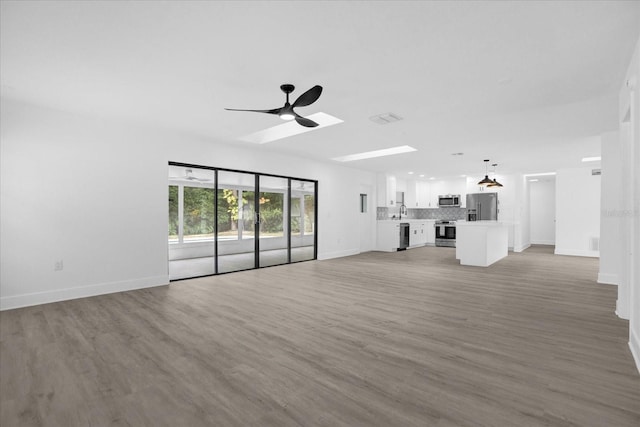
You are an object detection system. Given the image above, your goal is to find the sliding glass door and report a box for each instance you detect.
[168,162,318,280]
[217,170,256,274]
[291,180,316,262]
[258,176,289,267]
[168,165,216,280]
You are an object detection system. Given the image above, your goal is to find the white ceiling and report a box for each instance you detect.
[2,1,639,179]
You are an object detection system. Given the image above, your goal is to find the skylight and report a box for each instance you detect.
[332,145,417,162]
[523,172,557,177]
[239,112,343,144]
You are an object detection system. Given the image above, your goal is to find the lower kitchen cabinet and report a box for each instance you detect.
[376,221,401,252]
[410,222,427,247]
[425,220,436,245]
[377,220,436,251]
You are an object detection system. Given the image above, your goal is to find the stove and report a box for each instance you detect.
[435,220,456,247]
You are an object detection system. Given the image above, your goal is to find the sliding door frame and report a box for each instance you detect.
[168,161,318,280]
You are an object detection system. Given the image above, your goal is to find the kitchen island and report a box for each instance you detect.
[456,220,508,267]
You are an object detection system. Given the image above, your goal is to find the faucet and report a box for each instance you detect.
[399,204,407,219]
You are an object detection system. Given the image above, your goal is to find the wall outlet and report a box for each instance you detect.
[54,260,63,271]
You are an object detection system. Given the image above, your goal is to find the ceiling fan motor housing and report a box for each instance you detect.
[280,84,295,94]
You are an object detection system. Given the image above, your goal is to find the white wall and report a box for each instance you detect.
[530,178,556,245]
[555,166,601,257]
[599,131,622,285]
[0,98,376,310]
[616,34,640,372]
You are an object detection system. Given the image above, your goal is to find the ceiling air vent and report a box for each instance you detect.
[369,112,403,125]
[592,169,601,176]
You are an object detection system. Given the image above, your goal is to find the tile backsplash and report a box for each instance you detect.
[377,207,466,221]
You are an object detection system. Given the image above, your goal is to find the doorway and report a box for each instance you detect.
[529,177,556,246]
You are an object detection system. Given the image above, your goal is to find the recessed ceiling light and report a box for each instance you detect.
[529,179,539,182]
[524,172,556,177]
[408,171,414,175]
[429,177,435,180]
[581,156,601,162]
[419,174,425,178]
[240,112,343,144]
[332,145,417,162]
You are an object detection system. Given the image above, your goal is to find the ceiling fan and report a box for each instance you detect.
[225,84,323,127]
[169,168,212,182]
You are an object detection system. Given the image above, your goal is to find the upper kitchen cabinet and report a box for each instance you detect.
[406,180,428,208]
[427,180,445,208]
[377,173,397,207]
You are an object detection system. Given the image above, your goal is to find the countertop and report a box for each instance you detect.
[377,219,436,223]
[456,220,506,227]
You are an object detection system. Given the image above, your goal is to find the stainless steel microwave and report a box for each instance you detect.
[438,194,461,207]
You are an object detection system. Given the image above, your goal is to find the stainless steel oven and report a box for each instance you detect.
[435,220,456,247]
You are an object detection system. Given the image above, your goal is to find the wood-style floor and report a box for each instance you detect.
[1,246,639,426]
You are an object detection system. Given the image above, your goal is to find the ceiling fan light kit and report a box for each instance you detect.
[225,84,323,128]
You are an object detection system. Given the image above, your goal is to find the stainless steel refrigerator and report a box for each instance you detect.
[466,193,498,221]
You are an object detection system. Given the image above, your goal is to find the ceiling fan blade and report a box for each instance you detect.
[224,107,282,115]
[292,85,322,108]
[294,114,319,128]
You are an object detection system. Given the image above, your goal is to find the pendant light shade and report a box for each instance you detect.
[487,163,503,187]
[478,159,493,186]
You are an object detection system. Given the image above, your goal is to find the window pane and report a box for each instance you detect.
[304,194,315,235]
[291,197,301,235]
[242,191,256,238]
[168,185,179,243]
[183,186,215,242]
[259,192,284,237]
[217,188,239,241]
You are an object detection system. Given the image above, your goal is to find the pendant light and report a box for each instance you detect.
[487,163,504,188]
[477,159,493,186]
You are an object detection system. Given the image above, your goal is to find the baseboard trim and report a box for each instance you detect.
[554,248,599,258]
[629,327,640,375]
[0,275,170,311]
[597,272,619,285]
[531,240,555,245]
[318,248,360,261]
[512,243,531,253]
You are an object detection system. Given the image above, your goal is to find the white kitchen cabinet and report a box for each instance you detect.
[405,180,417,208]
[405,180,430,208]
[416,181,429,208]
[409,222,426,247]
[377,173,397,207]
[428,180,445,208]
[425,220,436,245]
[449,178,467,208]
[376,221,401,251]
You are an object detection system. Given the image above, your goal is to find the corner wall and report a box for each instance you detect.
[618,34,640,373]
[0,98,376,310]
[555,166,601,257]
[599,131,622,285]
